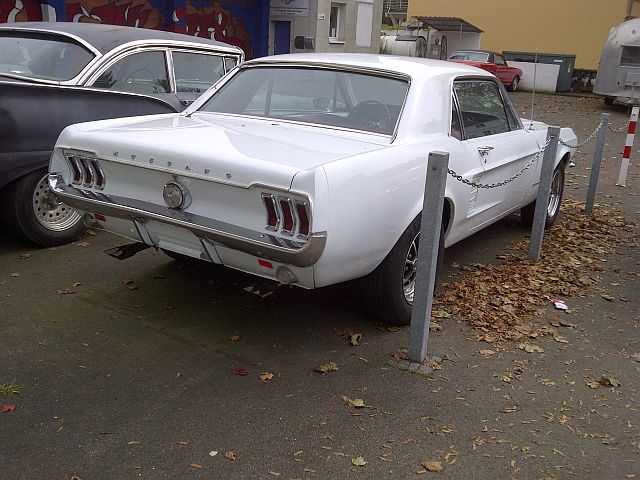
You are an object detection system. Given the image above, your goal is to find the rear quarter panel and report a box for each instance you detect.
[0,81,177,188]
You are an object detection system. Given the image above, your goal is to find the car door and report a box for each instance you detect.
[87,49,182,111]
[494,54,513,84]
[453,79,540,229]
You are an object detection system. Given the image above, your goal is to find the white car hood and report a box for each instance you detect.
[57,113,388,188]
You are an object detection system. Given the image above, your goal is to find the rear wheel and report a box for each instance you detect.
[366,216,445,326]
[1,169,84,246]
[521,165,565,229]
[508,76,520,92]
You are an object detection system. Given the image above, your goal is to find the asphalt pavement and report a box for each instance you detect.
[0,92,638,479]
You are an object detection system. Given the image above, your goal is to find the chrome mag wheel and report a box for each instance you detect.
[32,173,82,231]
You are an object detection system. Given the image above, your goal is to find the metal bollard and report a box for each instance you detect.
[585,113,610,215]
[528,126,560,262]
[408,152,449,363]
[617,106,639,187]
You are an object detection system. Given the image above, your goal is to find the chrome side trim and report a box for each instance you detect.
[49,175,326,268]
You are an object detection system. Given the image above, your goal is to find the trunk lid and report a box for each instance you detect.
[62,112,388,189]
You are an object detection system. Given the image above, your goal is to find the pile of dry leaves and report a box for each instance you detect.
[433,200,637,341]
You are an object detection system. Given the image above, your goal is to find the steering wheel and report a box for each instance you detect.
[348,100,391,131]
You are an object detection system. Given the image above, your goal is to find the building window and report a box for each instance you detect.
[329,3,345,42]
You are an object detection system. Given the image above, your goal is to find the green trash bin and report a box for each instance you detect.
[502,51,576,93]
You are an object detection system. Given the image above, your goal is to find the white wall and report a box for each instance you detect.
[509,61,559,93]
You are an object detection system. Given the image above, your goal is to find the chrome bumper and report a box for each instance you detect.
[49,174,326,267]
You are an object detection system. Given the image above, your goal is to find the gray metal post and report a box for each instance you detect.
[408,152,449,363]
[528,126,560,262]
[585,113,610,214]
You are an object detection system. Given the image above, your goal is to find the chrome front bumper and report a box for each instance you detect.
[49,174,326,267]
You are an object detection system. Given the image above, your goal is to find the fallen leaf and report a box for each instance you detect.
[259,372,274,382]
[176,440,189,445]
[600,293,615,302]
[231,368,248,377]
[479,349,495,356]
[190,464,203,469]
[351,456,367,467]
[349,332,362,346]
[75,241,91,247]
[422,460,443,472]
[225,451,236,461]
[599,376,621,388]
[553,335,569,344]
[314,362,338,374]
[126,440,141,445]
[230,335,241,342]
[268,471,281,477]
[586,379,600,389]
[19,253,31,260]
[1,404,16,413]
[209,451,218,457]
[10,273,19,277]
[341,395,365,408]
[518,343,544,354]
[121,279,134,286]
[57,288,76,295]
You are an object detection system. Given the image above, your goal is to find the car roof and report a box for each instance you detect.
[244,53,493,81]
[0,22,241,55]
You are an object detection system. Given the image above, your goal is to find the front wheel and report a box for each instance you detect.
[521,165,565,229]
[365,216,445,326]
[1,169,85,246]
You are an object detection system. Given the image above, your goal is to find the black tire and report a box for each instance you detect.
[1,168,85,247]
[508,76,519,92]
[365,216,445,326]
[521,165,565,229]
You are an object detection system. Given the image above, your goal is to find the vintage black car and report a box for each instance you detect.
[0,22,243,246]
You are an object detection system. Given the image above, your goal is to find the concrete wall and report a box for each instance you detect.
[407,0,640,69]
[268,0,383,55]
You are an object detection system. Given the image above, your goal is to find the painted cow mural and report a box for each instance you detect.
[1,0,255,57]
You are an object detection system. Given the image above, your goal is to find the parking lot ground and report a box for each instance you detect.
[0,93,639,479]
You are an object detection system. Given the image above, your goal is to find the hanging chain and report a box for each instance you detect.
[608,118,630,132]
[447,138,552,190]
[558,121,604,149]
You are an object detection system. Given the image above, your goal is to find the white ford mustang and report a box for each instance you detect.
[49,54,577,324]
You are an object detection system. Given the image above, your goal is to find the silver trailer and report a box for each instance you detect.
[594,17,640,105]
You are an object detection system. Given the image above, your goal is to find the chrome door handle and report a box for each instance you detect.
[477,146,494,157]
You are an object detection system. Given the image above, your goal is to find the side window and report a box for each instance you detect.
[92,50,170,94]
[224,56,238,72]
[172,51,225,93]
[495,54,506,66]
[453,80,511,139]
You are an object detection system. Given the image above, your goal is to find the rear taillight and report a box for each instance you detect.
[278,197,295,235]
[295,201,310,238]
[262,194,279,230]
[64,153,106,189]
[262,193,311,238]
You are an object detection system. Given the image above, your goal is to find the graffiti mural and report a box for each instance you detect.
[0,0,42,23]
[1,0,252,57]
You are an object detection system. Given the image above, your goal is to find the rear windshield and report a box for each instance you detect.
[0,32,94,81]
[449,51,490,62]
[199,66,409,135]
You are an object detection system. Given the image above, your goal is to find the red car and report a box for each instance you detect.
[448,50,523,91]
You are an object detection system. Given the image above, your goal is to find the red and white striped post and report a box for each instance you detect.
[617,106,639,187]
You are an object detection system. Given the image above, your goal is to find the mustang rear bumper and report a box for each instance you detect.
[49,174,326,267]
